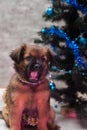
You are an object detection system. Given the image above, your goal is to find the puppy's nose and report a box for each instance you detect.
[34,63,41,69]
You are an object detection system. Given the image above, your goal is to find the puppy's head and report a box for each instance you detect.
[10,44,53,83]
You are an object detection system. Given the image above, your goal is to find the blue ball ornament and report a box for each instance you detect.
[46,7,53,16]
[74,63,78,67]
[79,37,87,45]
[41,28,47,33]
[49,81,56,90]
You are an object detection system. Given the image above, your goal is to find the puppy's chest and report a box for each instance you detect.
[20,92,38,126]
[22,93,40,127]
[22,107,38,127]
[21,90,49,127]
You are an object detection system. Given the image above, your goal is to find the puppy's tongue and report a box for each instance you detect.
[30,71,38,80]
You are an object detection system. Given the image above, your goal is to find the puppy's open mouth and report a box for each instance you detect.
[28,70,42,83]
[29,71,40,81]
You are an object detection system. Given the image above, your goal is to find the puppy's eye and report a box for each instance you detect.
[42,56,47,62]
[25,55,33,61]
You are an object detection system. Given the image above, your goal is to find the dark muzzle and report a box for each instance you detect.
[25,58,43,83]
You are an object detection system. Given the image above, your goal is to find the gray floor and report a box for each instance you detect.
[0,0,87,130]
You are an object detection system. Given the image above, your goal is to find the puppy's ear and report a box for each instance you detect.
[10,44,26,63]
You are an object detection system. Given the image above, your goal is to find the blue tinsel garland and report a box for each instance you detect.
[64,0,87,14]
[51,0,87,14]
[41,26,87,69]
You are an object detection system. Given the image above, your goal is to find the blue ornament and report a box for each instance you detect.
[41,28,47,33]
[46,7,53,16]
[79,37,87,45]
[74,63,78,67]
[49,81,56,90]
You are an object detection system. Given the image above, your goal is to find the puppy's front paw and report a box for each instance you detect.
[47,123,61,130]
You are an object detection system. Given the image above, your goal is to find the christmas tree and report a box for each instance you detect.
[34,0,87,122]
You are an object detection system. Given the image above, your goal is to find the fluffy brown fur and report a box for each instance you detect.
[2,44,60,130]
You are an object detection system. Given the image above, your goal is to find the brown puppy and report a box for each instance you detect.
[2,44,60,130]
